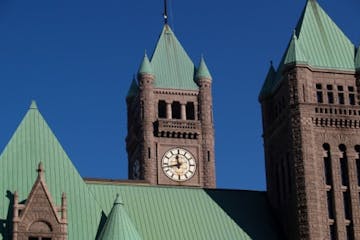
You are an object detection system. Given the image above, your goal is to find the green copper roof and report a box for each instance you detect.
[259,0,356,100]
[30,100,38,109]
[88,183,281,240]
[150,25,198,90]
[126,78,139,98]
[138,53,153,75]
[259,63,276,101]
[0,102,103,239]
[98,194,142,240]
[0,102,281,239]
[293,0,355,70]
[196,57,212,80]
[283,32,308,65]
[356,47,360,71]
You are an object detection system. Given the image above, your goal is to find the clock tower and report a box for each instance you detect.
[126,24,215,188]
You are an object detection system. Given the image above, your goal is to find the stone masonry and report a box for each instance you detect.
[126,69,216,188]
[260,64,360,240]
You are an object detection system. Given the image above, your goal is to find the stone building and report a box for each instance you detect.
[0,0,358,239]
[259,0,360,239]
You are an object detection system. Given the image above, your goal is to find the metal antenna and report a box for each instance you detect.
[163,0,168,24]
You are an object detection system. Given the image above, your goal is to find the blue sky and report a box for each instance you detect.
[0,0,359,190]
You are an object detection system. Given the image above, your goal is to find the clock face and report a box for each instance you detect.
[161,148,196,182]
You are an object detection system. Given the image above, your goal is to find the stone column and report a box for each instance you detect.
[198,76,216,188]
[181,103,187,120]
[138,72,156,184]
[166,102,172,119]
[194,103,199,120]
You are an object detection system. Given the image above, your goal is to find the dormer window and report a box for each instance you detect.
[12,163,67,240]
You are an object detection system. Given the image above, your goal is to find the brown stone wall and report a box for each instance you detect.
[261,64,360,240]
[127,75,216,188]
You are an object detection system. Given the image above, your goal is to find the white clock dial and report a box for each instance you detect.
[161,148,196,182]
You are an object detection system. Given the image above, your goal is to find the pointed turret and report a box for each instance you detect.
[259,62,276,101]
[196,57,212,81]
[126,78,139,99]
[259,0,356,99]
[138,53,153,76]
[151,25,198,90]
[283,31,307,65]
[356,46,360,71]
[98,194,142,240]
[30,100,38,109]
[293,0,355,69]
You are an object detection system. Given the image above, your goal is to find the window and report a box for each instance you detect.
[349,86,355,105]
[343,191,352,220]
[339,144,349,186]
[186,102,195,120]
[355,145,360,186]
[316,84,323,103]
[327,85,334,104]
[338,85,344,104]
[346,224,354,240]
[327,190,334,219]
[158,100,166,118]
[324,149,332,185]
[330,224,336,240]
[171,101,181,119]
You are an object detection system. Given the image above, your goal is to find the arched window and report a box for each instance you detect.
[158,100,166,118]
[172,101,181,119]
[323,143,335,222]
[339,144,349,186]
[28,221,52,240]
[323,143,332,186]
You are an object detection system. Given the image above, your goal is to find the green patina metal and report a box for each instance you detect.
[88,183,281,240]
[138,53,153,76]
[259,63,276,101]
[150,25,199,90]
[355,46,360,71]
[0,102,103,239]
[0,103,282,239]
[196,57,212,80]
[283,32,308,66]
[98,194,142,240]
[260,0,356,99]
[126,78,139,99]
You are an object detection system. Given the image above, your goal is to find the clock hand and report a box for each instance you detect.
[175,155,182,169]
[162,163,178,168]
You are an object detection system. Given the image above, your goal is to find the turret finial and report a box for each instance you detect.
[37,162,45,179]
[163,0,168,24]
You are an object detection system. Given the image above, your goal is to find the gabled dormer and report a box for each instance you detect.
[12,163,67,240]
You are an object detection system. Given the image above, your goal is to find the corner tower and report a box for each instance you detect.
[259,1,360,239]
[126,24,215,188]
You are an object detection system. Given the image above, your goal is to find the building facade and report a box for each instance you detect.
[125,25,216,188]
[0,0,359,239]
[259,1,360,240]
